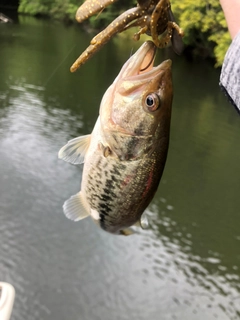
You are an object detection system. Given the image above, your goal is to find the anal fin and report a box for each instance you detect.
[63,192,89,221]
[134,213,149,229]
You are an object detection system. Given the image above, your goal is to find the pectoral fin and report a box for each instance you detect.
[58,134,91,164]
[63,192,90,221]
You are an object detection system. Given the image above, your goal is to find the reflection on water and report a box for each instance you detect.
[0,15,240,320]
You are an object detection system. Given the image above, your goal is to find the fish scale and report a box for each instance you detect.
[82,136,168,233]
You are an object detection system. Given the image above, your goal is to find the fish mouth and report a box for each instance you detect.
[119,41,172,82]
[139,43,157,72]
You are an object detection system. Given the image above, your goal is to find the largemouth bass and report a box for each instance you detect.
[59,41,173,235]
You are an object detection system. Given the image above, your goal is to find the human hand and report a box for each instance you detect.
[220,0,240,39]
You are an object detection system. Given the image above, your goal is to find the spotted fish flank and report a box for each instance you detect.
[59,41,173,235]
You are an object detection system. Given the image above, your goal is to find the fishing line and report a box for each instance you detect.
[95,7,104,20]
[43,44,77,87]
[129,47,134,58]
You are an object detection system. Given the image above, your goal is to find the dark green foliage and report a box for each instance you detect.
[18,0,50,16]
[18,0,79,21]
[171,0,231,66]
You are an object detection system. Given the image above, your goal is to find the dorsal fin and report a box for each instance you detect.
[58,134,91,164]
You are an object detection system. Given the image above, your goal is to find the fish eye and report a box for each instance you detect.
[145,93,160,111]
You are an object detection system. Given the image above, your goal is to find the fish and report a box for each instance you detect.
[58,40,173,235]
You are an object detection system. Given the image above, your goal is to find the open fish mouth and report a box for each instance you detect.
[118,41,172,83]
[139,42,157,72]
